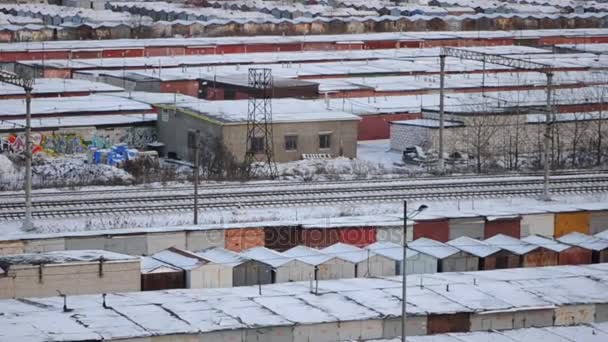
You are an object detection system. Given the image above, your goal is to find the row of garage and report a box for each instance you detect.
[1,205,607,257]
[140,230,608,291]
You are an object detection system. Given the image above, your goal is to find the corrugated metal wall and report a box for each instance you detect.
[338,227,377,247]
[413,219,450,242]
[427,313,471,334]
[440,252,479,272]
[484,218,521,239]
[263,226,302,252]
[141,271,185,291]
[558,247,593,265]
[225,228,265,252]
[448,218,485,240]
[520,213,555,237]
[554,212,590,237]
[590,211,608,235]
[480,250,520,270]
[522,248,558,267]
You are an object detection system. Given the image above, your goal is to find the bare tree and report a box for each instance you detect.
[465,112,507,173]
[584,80,608,166]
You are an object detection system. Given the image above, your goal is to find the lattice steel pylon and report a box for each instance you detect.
[244,68,278,179]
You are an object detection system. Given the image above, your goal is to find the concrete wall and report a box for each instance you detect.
[554,304,595,325]
[390,123,433,151]
[406,254,438,275]
[0,260,140,299]
[521,213,555,237]
[186,230,225,252]
[590,211,608,235]
[440,252,478,272]
[188,263,232,288]
[223,120,359,162]
[233,260,273,286]
[357,254,395,277]
[316,258,356,280]
[158,107,358,163]
[275,260,315,282]
[396,114,608,166]
[157,107,223,160]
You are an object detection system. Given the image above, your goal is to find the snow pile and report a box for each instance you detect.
[278,157,408,181]
[0,154,133,190]
[33,156,134,188]
[0,154,20,190]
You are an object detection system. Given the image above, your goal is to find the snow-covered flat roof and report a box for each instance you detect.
[321,242,370,263]
[558,232,608,251]
[0,249,136,270]
[0,78,123,96]
[2,264,608,340]
[392,119,464,128]
[176,98,359,124]
[0,94,152,117]
[0,113,156,130]
[485,234,539,255]
[447,236,501,257]
[408,238,459,259]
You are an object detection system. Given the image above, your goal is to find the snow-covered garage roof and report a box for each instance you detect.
[2,264,608,340]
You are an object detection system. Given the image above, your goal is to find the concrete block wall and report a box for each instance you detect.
[389,123,432,151]
[1,260,140,299]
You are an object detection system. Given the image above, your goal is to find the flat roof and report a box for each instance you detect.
[176,98,360,124]
[0,78,123,95]
[4,264,608,340]
[0,250,136,271]
[0,94,152,117]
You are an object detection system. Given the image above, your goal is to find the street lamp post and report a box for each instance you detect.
[402,201,428,342]
[0,70,34,231]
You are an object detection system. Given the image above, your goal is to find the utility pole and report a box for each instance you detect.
[438,54,446,173]
[0,70,34,231]
[193,130,200,225]
[542,72,553,201]
[439,48,554,199]
[23,87,33,231]
[402,201,427,342]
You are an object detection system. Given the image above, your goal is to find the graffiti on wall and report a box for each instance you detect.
[120,127,158,148]
[0,133,44,154]
[41,133,86,154]
[0,127,158,155]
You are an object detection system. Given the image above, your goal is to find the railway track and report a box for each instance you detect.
[1,173,608,221]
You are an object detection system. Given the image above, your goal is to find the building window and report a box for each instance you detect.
[224,88,236,100]
[161,110,169,122]
[319,133,331,149]
[284,135,298,151]
[198,85,207,99]
[250,137,264,153]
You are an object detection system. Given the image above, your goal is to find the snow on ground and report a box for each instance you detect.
[277,140,419,181]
